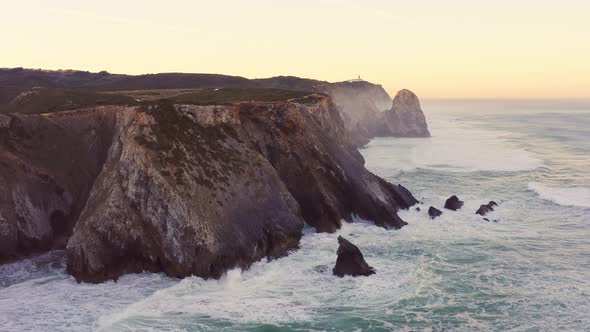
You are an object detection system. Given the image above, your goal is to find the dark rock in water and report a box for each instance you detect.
[333,236,375,277]
[428,206,443,219]
[444,195,464,211]
[483,218,490,222]
[416,207,421,212]
[476,201,498,216]
[476,204,493,216]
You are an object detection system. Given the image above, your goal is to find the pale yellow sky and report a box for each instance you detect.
[2,0,589,99]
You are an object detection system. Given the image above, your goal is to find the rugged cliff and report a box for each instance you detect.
[314,81,392,146]
[1,69,431,145]
[0,94,417,282]
[314,83,430,145]
[376,89,431,138]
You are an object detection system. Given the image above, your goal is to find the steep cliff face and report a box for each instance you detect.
[0,95,417,282]
[0,108,119,262]
[376,89,430,137]
[66,104,304,282]
[314,81,392,146]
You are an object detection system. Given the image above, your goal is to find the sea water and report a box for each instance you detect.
[1,100,589,331]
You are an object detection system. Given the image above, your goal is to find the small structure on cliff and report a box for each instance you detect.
[347,75,365,83]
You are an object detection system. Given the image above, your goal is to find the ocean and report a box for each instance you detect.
[1,100,589,331]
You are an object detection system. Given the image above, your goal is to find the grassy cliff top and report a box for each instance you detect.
[0,87,319,114]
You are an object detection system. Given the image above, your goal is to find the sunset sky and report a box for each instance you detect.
[2,0,589,99]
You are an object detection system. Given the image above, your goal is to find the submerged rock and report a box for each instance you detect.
[428,206,443,219]
[476,201,498,216]
[444,195,464,211]
[333,236,375,277]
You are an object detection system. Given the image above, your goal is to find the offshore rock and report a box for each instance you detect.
[333,235,375,277]
[444,195,464,211]
[428,206,443,219]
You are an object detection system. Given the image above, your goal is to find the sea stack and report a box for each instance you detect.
[444,195,464,211]
[377,89,431,138]
[333,236,375,277]
[428,206,443,219]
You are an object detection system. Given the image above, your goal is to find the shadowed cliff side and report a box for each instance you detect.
[0,109,119,262]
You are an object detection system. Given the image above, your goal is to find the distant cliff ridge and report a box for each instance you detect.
[314,82,430,145]
[0,68,431,146]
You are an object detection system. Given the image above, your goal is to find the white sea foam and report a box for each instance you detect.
[363,115,543,175]
[528,182,590,208]
[97,222,420,330]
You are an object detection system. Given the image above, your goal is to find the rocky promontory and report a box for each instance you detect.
[374,89,431,138]
[0,93,418,282]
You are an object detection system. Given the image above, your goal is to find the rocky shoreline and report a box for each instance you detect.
[0,92,421,282]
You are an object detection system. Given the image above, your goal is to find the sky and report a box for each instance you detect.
[1,0,589,99]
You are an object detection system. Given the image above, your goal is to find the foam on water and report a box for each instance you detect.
[363,115,543,177]
[0,257,178,332]
[528,182,590,208]
[98,221,420,330]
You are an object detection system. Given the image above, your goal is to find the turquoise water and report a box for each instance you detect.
[1,101,589,331]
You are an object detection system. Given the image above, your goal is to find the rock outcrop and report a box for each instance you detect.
[375,89,430,138]
[476,201,498,216]
[0,95,417,282]
[444,195,464,211]
[428,206,443,219]
[333,236,375,277]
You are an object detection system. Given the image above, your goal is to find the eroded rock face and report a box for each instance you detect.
[1,95,417,282]
[444,195,464,211]
[236,97,417,232]
[66,103,305,282]
[333,236,375,277]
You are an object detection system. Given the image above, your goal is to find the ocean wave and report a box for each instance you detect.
[528,182,590,208]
